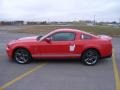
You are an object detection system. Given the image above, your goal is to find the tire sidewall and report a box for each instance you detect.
[13,49,32,64]
[81,49,100,66]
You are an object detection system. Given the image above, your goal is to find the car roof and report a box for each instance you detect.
[53,28,83,33]
[40,28,98,41]
[53,28,98,38]
[53,28,93,35]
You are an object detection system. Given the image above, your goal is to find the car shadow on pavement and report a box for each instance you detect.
[31,58,111,65]
[32,58,81,64]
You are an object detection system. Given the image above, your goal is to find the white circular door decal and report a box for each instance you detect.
[69,44,75,52]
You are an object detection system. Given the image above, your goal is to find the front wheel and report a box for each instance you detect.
[13,48,32,64]
[81,49,100,66]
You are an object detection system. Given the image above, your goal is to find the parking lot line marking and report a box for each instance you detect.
[0,87,4,90]
[1,63,47,89]
[112,49,120,90]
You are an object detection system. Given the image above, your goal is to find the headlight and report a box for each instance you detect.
[7,40,16,49]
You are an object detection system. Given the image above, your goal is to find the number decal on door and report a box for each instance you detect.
[69,44,75,52]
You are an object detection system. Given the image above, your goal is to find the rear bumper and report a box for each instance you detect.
[101,53,112,59]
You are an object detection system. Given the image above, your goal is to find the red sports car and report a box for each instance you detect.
[6,29,112,65]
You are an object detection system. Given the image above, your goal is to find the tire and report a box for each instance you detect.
[81,49,100,66]
[13,48,32,64]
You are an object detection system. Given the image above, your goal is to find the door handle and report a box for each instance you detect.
[69,43,75,45]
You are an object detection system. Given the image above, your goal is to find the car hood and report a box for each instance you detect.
[7,36,38,46]
[18,36,38,41]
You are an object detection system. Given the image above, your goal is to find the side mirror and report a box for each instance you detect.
[36,36,43,41]
[44,38,51,43]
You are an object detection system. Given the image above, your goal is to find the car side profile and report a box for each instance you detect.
[6,29,112,65]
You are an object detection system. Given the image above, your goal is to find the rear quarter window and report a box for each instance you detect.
[80,34,92,40]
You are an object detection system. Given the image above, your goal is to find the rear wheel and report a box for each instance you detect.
[13,48,32,64]
[81,49,100,66]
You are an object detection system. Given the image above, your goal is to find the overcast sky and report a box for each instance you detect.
[0,0,120,22]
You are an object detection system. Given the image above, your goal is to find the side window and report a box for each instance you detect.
[51,32,75,41]
[81,34,92,40]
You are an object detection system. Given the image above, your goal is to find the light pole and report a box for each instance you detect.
[118,18,120,27]
[93,15,96,25]
[119,18,120,24]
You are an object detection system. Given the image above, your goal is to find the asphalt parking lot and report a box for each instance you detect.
[0,28,119,90]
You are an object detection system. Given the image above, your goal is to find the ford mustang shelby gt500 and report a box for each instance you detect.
[6,29,112,65]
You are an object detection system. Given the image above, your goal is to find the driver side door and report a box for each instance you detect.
[35,32,77,58]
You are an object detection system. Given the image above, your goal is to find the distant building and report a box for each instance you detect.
[14,21,24,25]
[27,22,37,25]
[87,23,94,26]
[0,21,24,25]
[27,21,47,25]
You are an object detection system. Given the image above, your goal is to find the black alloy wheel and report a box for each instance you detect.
[13,48,32,64]
[81,49,100,66]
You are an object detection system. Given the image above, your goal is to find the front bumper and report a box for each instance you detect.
[6,47,13,60]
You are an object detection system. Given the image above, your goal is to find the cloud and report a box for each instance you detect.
[0,0,120,21]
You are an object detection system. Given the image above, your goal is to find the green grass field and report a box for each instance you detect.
[10,25,120,36]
